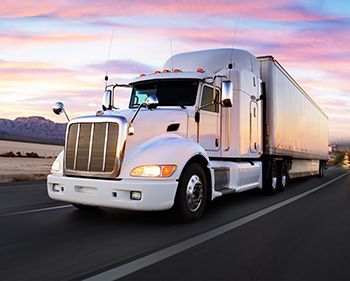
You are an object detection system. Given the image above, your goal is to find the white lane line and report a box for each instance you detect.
[84,172,349,281]
[0,205,73,217]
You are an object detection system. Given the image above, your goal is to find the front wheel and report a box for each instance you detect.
[176,163,208,222]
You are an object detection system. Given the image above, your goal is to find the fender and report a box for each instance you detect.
[119,134,210,179]
[51,150,64,176]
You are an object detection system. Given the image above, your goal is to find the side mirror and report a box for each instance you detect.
[221,81,233,107]
[102,89,113,110]
[52,102,70,121]
[145,95,159,111]
[53,102,64,115]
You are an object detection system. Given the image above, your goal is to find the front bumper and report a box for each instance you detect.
[47,174,178,211]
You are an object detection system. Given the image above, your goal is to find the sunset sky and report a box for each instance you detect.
[0,0,349,143]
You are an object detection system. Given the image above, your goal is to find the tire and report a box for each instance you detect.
[176,163,208,222]
[263,159,278,195]
[278,162,288,191]
[318,161,325,178]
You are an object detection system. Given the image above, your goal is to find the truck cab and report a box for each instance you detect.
[47,48,327,222]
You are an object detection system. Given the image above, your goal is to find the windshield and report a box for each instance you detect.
[129,80,199,108]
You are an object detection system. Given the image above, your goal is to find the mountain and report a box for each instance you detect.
[0,116,66,145]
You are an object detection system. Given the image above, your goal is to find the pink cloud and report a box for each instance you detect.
[88,59,154,74]
[0,0,331,22]
[0,32,105,46]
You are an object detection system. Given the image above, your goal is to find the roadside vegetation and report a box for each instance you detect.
[0,151,53,158]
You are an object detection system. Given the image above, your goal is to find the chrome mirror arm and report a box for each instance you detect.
[128,95,159,136]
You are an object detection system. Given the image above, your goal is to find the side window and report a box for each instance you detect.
[201,86,219,113]
[131,88,156,108]
[133,91,148,107]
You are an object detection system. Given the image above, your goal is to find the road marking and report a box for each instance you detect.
[0,205,72,217]
[84,172,349,281]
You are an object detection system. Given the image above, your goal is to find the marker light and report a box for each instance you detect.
[161,166,176,177]
[130,165,176,177]
[162,69,170,73]
[154,71,161,74]
[139,73,146,77]
[197,68,205,73]
[173,69,182,73]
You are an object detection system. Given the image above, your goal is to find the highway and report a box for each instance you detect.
[0,167,349,281]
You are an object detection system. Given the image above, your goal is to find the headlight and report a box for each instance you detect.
[51,160,60,173]
[130,165,176,177]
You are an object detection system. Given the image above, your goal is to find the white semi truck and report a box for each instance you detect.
[48,49,328,222]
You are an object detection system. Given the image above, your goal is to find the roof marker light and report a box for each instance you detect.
[197,68,205,73]
[173,69,182,73]
[139,73,146,77]
[162,69,170,73]
[154,71,161,74]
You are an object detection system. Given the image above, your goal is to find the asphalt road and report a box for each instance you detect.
[0,167,349,281]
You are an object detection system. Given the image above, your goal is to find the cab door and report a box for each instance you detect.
[199,85,220,151]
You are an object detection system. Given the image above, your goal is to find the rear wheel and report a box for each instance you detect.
[278,162,288,191]
[318,161,325,178]
[263,159,278,194]
[176,163,208,222]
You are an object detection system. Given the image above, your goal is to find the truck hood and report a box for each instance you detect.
[104,107,190,152]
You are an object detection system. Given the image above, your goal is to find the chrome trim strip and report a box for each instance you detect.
[73,124,81,170]
[87,123,94,171]
[102,123,109,172]
[224,108,230,151]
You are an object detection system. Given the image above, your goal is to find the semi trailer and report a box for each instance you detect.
[48,48,328,222]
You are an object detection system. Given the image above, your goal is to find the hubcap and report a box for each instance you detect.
[186,175,203,212]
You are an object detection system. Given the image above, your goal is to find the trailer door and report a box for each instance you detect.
[199,85,220,151]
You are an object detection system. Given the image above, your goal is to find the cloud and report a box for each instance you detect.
[88,59,155,75]
[0,31,105,46]
[0,0,333,22]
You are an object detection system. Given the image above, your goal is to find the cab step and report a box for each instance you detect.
[214,187,235,195]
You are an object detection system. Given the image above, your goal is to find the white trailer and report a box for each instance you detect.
[48,48,328,222]
[259,56,328,182]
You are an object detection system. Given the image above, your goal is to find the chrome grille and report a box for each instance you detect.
[65,121,121,177]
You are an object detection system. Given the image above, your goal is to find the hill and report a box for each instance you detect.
[0,116,66,145]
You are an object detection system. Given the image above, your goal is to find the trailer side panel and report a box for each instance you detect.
[258,57,328,160]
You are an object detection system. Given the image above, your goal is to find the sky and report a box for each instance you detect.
[0,0,349,143]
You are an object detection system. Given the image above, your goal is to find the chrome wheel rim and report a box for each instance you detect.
[186,175,203,212]
[272,164,277,190]
[272,176,277,190]
[281,175,287,186]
